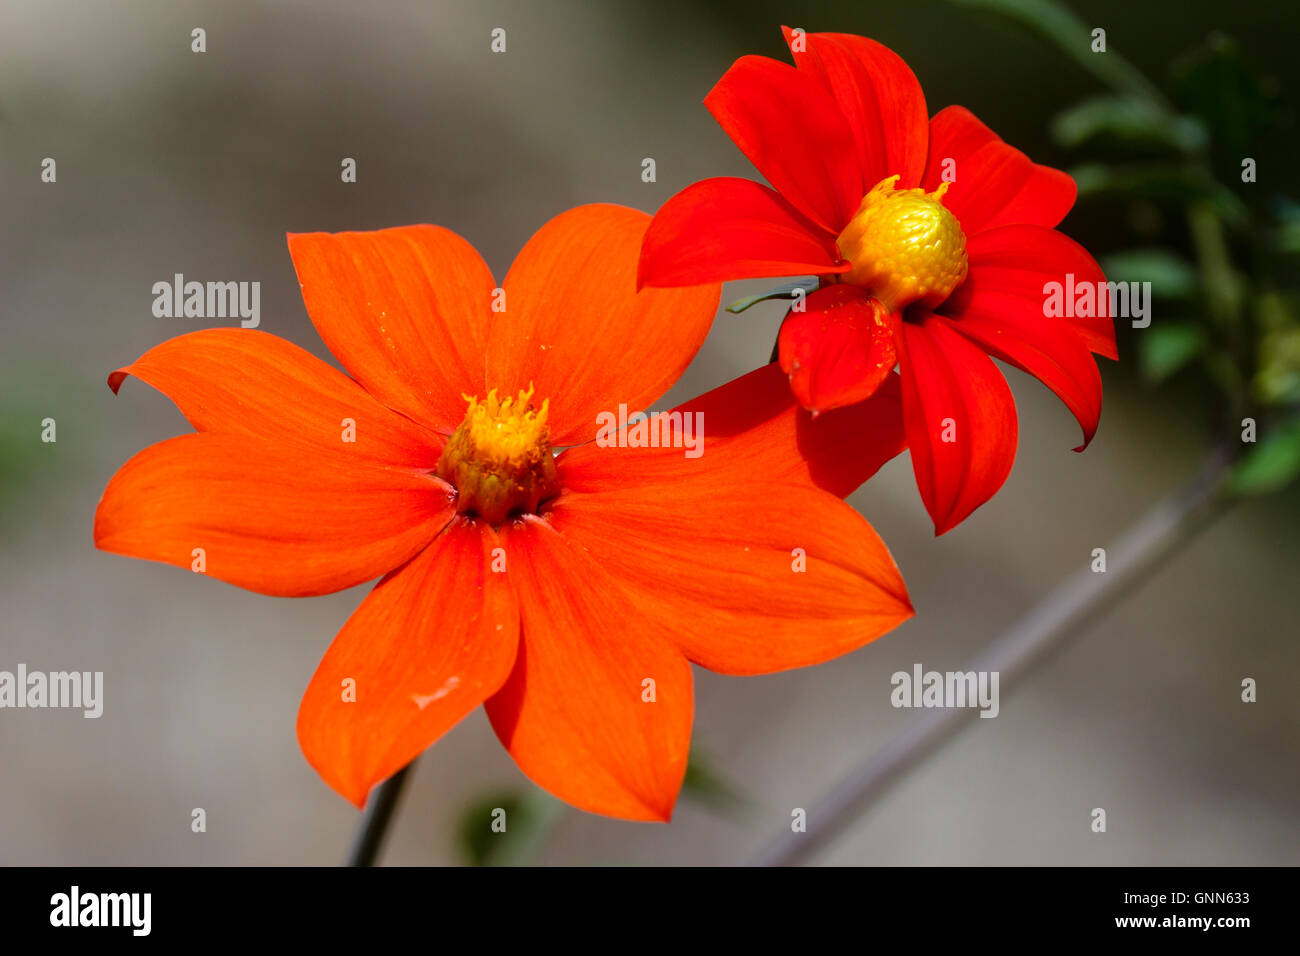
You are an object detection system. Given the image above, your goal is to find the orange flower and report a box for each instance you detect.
[94,204,913,821]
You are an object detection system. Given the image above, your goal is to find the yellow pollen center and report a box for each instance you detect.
[835,175,968,311]
[436,385,559,525]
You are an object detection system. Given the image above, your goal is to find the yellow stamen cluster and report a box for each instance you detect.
[835,175,968,311]
[436,386,558,525]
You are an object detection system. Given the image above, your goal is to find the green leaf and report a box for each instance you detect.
[1101,249,1199,300]
[1139,322,1205,382]
[1228,418,1300,496]
[1051,96,1206,153]
[1173,34,1275,160]
[1069,162,1248,225]
[1253,323,1300,405]
[726,281,816,314]
[455,788,563,866]
[1272,199,1300,255]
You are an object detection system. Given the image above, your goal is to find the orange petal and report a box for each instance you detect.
[547,477,912,676]
[297,519,520,807]
[488,204,720,446]
[94,434,455,596]
[485,517,693,822]
[557,362,906,500]
[287,225,496,433]
[109,329,445,468]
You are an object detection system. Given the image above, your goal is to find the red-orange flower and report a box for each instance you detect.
[639,28,1119,534]
[94,204,913,821]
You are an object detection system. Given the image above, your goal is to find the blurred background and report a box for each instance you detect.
[1,0,1297,865]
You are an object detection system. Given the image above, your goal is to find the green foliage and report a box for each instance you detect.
[1068,163,1248,224]
[1101,249,1198,300]
[1229,419,1300,496]
[0,396,63,529]
[1052,96,1205,153]
[1273,200,1300,255]
[949,0,1300,494]
[455,789,563,867]
[1139,323,1205,383]
[1173,35,1276,163]
[1254,324,1300,405]
[454,750,746,864]
[0,407,45,499]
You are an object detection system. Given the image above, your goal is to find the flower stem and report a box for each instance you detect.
[748,446,1235,866]
[346,761,414,867]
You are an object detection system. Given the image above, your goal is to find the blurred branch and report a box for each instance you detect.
[749,445,1236,866]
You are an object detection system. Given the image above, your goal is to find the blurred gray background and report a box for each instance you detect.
[1,0,1297,865]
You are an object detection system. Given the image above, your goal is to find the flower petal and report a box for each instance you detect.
[108,329,445,468]
[547,478,912,676]
[489,204,719,446]
[948,301,1104,451]
[485,516,692,822]
[287,225,496,433]
[297,519,519,807]
[705,54,863,232]
[556,362,906,500]
[94,433,455,596]
[897,314,1018,535]
[777,284,897,413]
[923,106,1076,234]
[944,224,1118,360]
[638,177,845,288]
[783,27,929,190]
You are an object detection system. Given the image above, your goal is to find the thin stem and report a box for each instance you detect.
[346,761,414,867]
[748,446,1235,867]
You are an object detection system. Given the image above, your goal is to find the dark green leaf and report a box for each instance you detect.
[1101,249,1198,300]
[1069,163,1248,224]
[455,789,563,866]
[1052,96,1206,153]
[1254,323,1300,405]
[1173,34,1275,160]
[1272,199,1300,255]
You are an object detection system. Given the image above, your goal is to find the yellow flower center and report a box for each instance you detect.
[835,175,968,311]
[436,385,559,525]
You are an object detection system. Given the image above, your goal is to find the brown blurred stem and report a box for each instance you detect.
[347,761,414,866]
[749,445,1236,866]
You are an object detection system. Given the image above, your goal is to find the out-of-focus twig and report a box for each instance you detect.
[749,446,1236,866]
